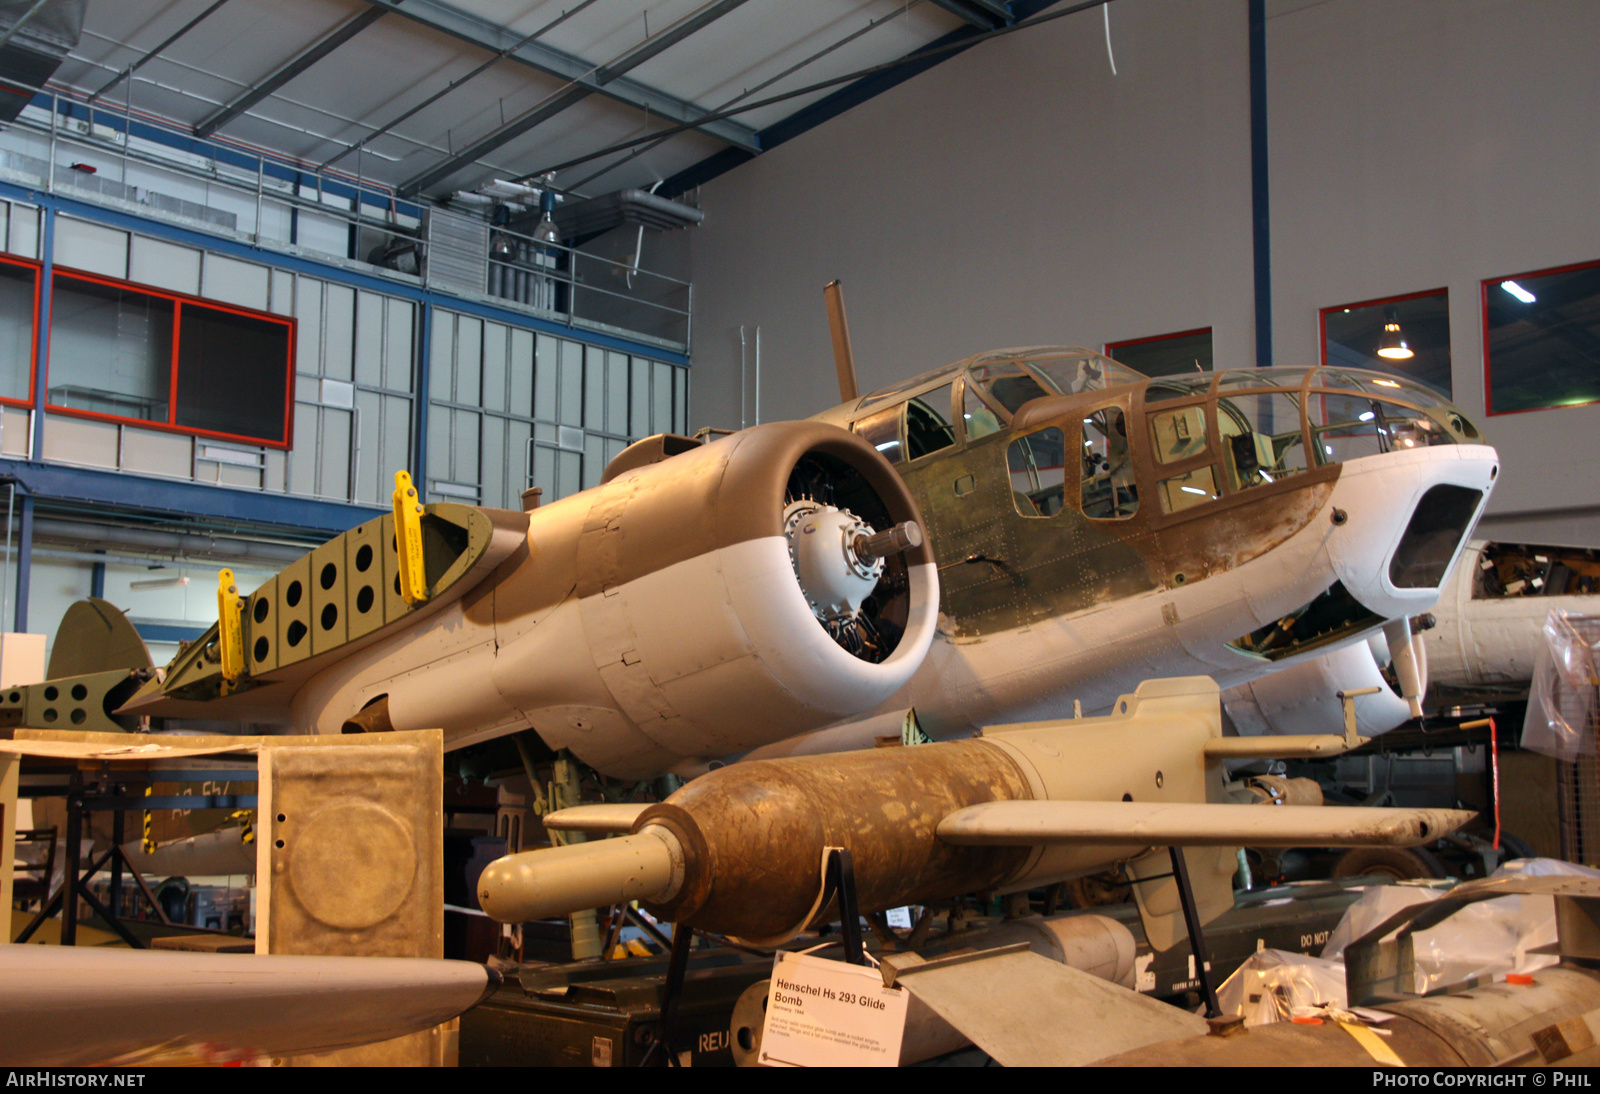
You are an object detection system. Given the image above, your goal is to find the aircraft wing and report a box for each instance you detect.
[0,946,497,1066]
[935,800,1472,848]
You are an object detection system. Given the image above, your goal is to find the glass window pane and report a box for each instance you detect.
[851,405,902,463]
[962,382,1002,441]
[1322,291,1451,397]
[1218,392,1310,491]
[0,262,34,402]
[1485,261,1600,414]
[1008,427,1066,517]
[905,383,956,460]
[1158,466,1219,514]
[48,276,172,422]
[1107,329,1213,378]
[175,305,292,443]
[1081,407,1138,519]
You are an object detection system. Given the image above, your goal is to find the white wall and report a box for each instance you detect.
[686,0,1600,542]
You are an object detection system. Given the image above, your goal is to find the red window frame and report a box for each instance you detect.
[1104,327,1213,378]
[0,252,42,410]
[46,266,296,449]
[1481,257,1600,417]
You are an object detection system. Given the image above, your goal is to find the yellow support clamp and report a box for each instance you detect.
[216,568,244,682]
[392,470,429,605]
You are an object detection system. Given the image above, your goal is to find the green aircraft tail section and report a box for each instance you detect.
[46,597,153,678]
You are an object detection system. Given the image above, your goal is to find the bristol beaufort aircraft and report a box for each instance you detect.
[25,342,1496,777]
[10,315,1496,948]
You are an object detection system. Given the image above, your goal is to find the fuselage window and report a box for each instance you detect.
[1158,465,1220,513]
[906,383,957,459]
[1082,408,1138,519]
[963,384,1003,442]
[1008,426,1067,517]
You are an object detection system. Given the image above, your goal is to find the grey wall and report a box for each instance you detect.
[688,0,1252,427]
[686,0,1600,543]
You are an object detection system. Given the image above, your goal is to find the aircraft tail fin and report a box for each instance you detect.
[47,597,152,678]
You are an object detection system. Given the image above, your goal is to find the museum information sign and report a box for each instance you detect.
[758,951,908,1067]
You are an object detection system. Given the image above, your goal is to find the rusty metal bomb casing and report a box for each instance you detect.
[638,738,1035,940]
[479,679,1226,941]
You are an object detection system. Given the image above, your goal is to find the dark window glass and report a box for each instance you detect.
[176,306,291,443]
[905,383,955,460]
[1484,261,1600,414]
[1107,329,1212,378]
[1008,426,1066,517]
[1322,291,1451,397]
[0,261,35,402]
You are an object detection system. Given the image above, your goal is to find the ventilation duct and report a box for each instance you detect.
[0,0,84,126]
[545,188,705,241]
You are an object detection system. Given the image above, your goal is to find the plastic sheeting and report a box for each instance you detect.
[1215,859,1600,1022]
[1522,610,1600,761]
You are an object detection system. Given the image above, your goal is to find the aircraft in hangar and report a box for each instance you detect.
[15,330,1496,782]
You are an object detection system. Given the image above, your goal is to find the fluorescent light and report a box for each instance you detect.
[1501,280,1536,304]
[1181,486,1209,496]
[130,576,189,590]
[1258,471,1274,482]
[875,440,900,451]
[1359,411,1375,421]
[1371,378,1400,388]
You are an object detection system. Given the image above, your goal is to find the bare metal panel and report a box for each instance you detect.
[455,316,482,406]
[383,299,413,392]
[128,235,200,296]
[269,269,294,316]
[54,216,128,279]
[321,283,355,383]
[5,202,40,259]
[41,414,117,468]
[199,253,269,311]
[480,414,505,510]
[481,321,507,413]
[354,291,384,388]
[1,405,30,456]
[256,732,446,1066]
[890,948,1207,1067]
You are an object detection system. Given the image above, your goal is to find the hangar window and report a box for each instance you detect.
[1106,328,1213,378]
[1321,289,1451,397]
[1483,258,1600,415]
[48,271,294,446]
[0,256,38,405]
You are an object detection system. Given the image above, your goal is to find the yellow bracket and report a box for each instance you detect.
[392,470,428,605]
[217,568,244,682]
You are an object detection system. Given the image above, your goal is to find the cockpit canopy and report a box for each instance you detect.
[831,347,1483,526]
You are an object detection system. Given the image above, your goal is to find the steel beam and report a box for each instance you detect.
[372,0,759,194]
[194,7,386,138]
[88,0,233,103]
[928,0,1014,29]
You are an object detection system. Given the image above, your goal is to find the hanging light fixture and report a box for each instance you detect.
[1377,305,1413,360]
